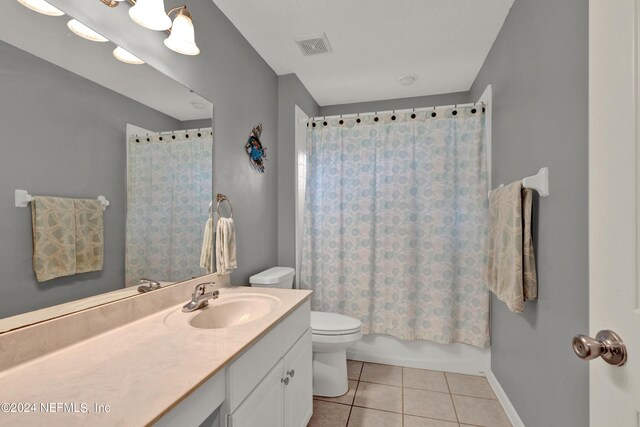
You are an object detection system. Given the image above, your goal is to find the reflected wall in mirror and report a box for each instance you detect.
[0,1,213,332]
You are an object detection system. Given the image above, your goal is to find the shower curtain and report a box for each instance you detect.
[125,129,212,286]
[300,107,489,347]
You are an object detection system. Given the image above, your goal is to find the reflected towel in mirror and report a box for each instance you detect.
[200,217,214,273]
[215,217,237,275]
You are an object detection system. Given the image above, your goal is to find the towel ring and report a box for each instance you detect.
[216,193,233,219]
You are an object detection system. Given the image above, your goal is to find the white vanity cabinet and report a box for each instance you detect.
[283,330,313,427]
[225,300,312,427]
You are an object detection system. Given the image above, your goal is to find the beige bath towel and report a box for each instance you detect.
[31,196,76,282]
[487,181,538,312]
[74,199,104,274]
[215,217,237,274]
[200,217,214,273]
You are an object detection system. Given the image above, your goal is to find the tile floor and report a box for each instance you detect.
[308,361,512,427]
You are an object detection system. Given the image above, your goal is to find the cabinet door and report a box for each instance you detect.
[228,360,284,427]
[284,329,313,427]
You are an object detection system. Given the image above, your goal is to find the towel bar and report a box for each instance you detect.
[14,189,110,210]
[488,167,549,198]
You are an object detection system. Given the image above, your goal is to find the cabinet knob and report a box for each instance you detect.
[287,369,295,378]
[281,377,289,386]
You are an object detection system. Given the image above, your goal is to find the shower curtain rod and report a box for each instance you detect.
[132,127,213,137]
[303,101,484,122]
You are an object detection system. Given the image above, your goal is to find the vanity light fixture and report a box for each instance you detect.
[128,0,172,31]
[67,19,109,42]
[100,0,200,57]
[164,6,199,55]
[113,46,145,64]
[17,0,65,16]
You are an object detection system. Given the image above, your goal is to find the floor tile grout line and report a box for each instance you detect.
[401,366,404,427]
[450,392,498,401]
[345,361,365,426]
[402,385,457,394]
[401,384,497,400]
[358,379,403,389]
[351,404,403,415]
[403,413,480,425]
[444,371,460,424]
[346,379,361,426]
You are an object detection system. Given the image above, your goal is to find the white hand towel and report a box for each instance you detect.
[200,217,214,273]
[215,217,237,274]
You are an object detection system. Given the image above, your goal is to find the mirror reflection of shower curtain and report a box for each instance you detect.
[300,108,489,348]
[125,129,212,286]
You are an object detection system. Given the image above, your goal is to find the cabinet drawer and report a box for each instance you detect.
[226,300,310,412]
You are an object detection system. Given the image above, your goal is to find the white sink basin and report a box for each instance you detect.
[164,293,282,330]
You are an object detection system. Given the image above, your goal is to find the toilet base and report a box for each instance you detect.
[312,349,349,397]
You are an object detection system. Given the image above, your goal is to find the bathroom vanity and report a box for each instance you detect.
[0,276,313,427]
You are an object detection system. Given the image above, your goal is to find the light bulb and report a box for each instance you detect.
[17,0,64,16]
[113,47,145,65]
[128,0,171,31]
[164,8,200,56]
[67,19,108,42]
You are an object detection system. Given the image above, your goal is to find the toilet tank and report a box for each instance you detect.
[249,267,296,289]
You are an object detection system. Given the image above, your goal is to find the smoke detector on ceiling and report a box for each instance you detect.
[295,33,333,56]
[398,74,418,86]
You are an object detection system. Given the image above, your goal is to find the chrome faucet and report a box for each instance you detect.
[137,278,162,293]
[182,282,219,312]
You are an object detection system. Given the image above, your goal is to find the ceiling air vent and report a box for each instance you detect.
[295,33,333,56]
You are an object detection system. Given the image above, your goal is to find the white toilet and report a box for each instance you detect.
[249,267,363,397]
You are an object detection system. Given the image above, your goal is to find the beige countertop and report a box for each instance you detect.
[0,287,312,426]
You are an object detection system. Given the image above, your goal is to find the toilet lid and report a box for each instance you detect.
[311,311,362,335]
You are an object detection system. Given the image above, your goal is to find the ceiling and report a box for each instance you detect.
[213,0,514,106]
[2,1,211,122]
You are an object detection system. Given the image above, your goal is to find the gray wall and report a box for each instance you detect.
[181,119,212,130]
[277,74,319,268]
[0,40,182,318]
[319,91,470,117]
[52,0,279,285]
[469,0,589,425]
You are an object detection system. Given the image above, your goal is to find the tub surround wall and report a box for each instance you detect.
[469,0,589,425]
[277,74,320,269]
[49,0,279,285]
[0,39,184,319]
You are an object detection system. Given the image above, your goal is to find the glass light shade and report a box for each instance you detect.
[67,19,108,43]
[17,0,65,16]
[113,46,145,65]
[128,0,171,31]
[164,13,200,56]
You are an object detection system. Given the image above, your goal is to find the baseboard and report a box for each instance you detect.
[486,370,525,427]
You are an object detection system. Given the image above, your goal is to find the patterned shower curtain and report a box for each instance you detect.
[300,107,489,347]
[125,129,212,286]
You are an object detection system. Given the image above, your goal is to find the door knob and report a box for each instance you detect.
[281,377,289,386]
[572,329,627,366]
[287,369,295,378]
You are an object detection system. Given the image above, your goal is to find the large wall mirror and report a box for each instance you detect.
[0,2,213,332]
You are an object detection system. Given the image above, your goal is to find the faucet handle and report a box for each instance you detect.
[192,282,216,297]
[193,284,207,297]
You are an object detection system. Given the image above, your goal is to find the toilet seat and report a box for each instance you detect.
[311,311,362,336]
